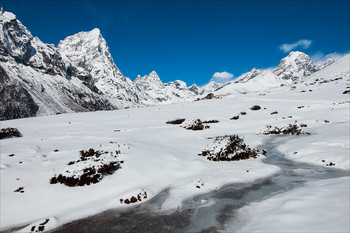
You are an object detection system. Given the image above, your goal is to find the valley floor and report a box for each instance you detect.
[1,67,349,232]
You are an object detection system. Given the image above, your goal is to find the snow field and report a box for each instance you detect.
[231,177,350,233]
[1,55,349,231]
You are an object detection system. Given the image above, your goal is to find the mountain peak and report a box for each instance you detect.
[148,71,160,79]
[284,51,311,63]
[0,8,16,23]
[90,28,101,35]
[235,67,262,83]
[273,51,317,81]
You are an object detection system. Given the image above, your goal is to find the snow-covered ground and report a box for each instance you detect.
[232,177,350,233]
[1,55,349,232]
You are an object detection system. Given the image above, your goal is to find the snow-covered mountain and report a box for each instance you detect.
[0,8,116,119]
[272,51,318,81]
[234,67,262,83]
[213,50,344,96]
[0,7,347,121]
[57,28,140,107]
[0,8,205,120]
[1,50,349,233]
[134,71,202,104]
[215,70,287,96]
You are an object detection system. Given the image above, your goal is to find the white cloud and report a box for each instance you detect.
[310,52,347,65]
[279,39,312,53]
[210,71,234,83]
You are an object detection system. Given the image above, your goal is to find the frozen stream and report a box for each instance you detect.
[44,136,349,232]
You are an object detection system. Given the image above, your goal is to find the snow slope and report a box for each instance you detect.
[1,53,349,232]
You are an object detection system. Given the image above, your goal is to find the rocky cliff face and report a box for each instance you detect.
[0,8,214,120]
[0,8,118,120]
[57,28,141,107]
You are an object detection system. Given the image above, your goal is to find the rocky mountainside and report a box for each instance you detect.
[0,8,211,120]
[57,28,141,107]
[272,51,318,81]
[0,8,116,120]
[133,71,200,104]
[0,7,346,121]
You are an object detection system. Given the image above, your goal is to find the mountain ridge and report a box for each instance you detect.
[0,7,346,120]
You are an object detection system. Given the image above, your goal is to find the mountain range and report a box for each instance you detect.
[0,7,340,120]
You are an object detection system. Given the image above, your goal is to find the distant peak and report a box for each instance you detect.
[0,9,16,23]
[91,28,100,34]
[137,71,162,83]
[88,28,102,37]
[286,51,309,59]
[149,71,158,76]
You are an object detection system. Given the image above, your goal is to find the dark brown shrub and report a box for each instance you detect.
[199,135,261,162]
[0,128,22,139]
[166,118,186,124]
[203,120,219,124]
[124,199,130,204]
[230,115,239,120]
[51,148,123,187]
[240,112,247,115]
[130,196,138,203]
[263,122,310,135]
[79,148,103,160]
[14,187,24,193]
[270,111,278,115]
[183,119,209,130]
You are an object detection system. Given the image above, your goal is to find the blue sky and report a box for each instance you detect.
[2,0,349,86]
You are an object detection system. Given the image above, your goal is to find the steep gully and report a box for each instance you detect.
[39,136,350,232]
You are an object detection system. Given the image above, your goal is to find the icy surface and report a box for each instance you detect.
[232,177,350,233]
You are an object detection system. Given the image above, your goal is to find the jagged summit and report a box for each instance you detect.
[235,67,262,83]
[135,71,162,83]
[57,27,142,107]
[273,51,317,81]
